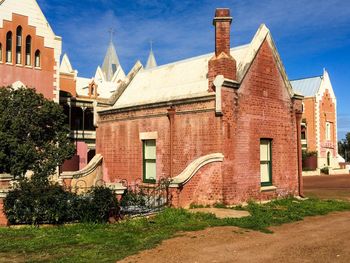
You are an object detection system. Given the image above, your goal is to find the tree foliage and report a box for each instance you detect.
[338,132,350,162]
[0,87,75,180]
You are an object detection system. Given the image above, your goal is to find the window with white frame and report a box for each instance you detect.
[143,140,156,183]
[260,139,272,186]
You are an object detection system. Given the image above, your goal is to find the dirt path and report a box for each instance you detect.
[119,211,350,263]
[303,175,350,200]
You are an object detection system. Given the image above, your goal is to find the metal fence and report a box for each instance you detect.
[66,177,171,218]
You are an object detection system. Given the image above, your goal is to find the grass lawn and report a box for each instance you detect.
[0,198,349,262]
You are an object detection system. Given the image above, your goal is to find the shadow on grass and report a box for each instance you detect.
[0,197,349,262]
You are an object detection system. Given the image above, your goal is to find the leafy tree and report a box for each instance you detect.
[0,86,75,181]
[338,132,350,162]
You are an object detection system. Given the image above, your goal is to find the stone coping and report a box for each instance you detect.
[169,153,224,188]
[60,154,103,179]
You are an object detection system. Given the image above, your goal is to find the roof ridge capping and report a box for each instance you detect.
[290,75,322,82]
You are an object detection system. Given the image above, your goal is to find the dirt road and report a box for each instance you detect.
[304,174,350,200]
[119,211,350,263]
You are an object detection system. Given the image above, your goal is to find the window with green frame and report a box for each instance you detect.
[260,139,272,186]
[143,139,156,183]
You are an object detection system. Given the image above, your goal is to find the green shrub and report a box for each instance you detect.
[77,186,119,223]
[4,180,118,225]
[120,189,147,207]
[4,180,76,225]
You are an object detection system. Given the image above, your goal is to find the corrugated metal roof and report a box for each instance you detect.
[290,76,322,97]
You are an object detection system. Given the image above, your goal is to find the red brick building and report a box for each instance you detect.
[0,0,62,102]
[96,9,304,207]
[291,70,340,172]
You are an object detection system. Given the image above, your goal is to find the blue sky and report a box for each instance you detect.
[37,0,350,139]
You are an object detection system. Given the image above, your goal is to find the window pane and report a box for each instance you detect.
[260,140,270,161]
[260,163,270,183]
[145,140,156,159]
[145,161,156,181]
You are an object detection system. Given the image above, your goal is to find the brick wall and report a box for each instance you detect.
[302,97,316,151]
[96,39,300,206]
[223,39,299,203]
[0,13,56,99]
[96,99,222,186]
[318,89,337,158]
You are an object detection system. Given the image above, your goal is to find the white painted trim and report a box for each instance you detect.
[105,182,127,195]
[260,185,277,192]
[315,98,320,155]
[139,132,158,140]
[169,153,224,188]
[60,154,103,179]
[213,75,224,115]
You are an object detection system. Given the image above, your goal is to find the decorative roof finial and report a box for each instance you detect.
[108,28,115,42]
[146,40,157,69]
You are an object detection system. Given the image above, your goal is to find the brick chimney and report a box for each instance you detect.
[208,8,237,91]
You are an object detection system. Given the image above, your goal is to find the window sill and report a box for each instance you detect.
[5,62,13,65]
[260,185,277,192]
[15,64,23,67]
[34,66,42,70]
[143,178,156,184]
[24,65,32,68]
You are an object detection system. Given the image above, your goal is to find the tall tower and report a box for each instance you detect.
[101,29,122,81]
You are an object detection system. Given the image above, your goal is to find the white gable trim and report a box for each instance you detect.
[60,54,75,75]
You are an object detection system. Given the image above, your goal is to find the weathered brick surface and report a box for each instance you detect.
[218,40,300,204]
[96,8,301,206]
[170,162,223,208]
[97,39,300,206]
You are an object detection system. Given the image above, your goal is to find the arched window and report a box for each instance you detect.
[0,43,2,62]
[16,26,22,64]
[25,35,31,65]
[6,31,12,63]
[34,49,40,67]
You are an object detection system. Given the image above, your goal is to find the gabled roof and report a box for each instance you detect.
[0,0,61,49]
[290,76,322,97]
[145,49,157,69]
[60,54,75,74]
[100,24,297,112]
[112,45,248,109]
[101,40,122,82]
